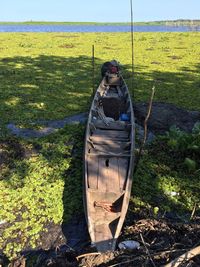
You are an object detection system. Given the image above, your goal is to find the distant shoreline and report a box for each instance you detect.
[0,20,200,26]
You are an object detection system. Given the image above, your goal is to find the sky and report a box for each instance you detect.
[0,0,200,22]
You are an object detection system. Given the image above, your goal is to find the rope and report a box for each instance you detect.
[94,201,117,212]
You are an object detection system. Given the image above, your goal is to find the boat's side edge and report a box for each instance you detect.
[113,77,136,243]
[83,79,105,244]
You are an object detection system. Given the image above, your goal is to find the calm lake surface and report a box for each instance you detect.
[0,24,200,32]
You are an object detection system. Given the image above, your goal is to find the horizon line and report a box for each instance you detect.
[0,18,200,23]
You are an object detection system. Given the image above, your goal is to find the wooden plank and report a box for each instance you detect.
[88,139,130,146]
[94,129,129,138]
[118,158,128,191]
[88,143,131,155]
[90,135,129,143]
[97,157,121,193]
[94,144,122,152]
[98,157,108,192]
[95,223,113,244]
[106,157,120,192]
[87,156,98,189]
[92,214,120,224]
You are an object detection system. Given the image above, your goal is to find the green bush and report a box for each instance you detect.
[132,126,200,216]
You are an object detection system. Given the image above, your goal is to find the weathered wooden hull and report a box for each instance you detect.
[84,71,135,252]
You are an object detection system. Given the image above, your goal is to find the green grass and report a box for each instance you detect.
[0,32,200,131]
[0,32,200,259]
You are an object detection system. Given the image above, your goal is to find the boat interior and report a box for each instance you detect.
[85,74,133,251]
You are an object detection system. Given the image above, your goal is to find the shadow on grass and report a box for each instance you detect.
[0,53,200,130]
[61,125,89,251]
[132,62,200,111]
[0,137,31,187]
[0,54,104,130]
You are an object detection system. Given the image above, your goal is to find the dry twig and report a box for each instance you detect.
[108,255,145,267]
[164,245,200,267]
[133,85,155,174]
[140,233,156,267]
[190,203,197,220]
[76,252,101,260]
[142,85,155,147]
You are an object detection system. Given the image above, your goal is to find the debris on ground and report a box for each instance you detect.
[2,214,199,267]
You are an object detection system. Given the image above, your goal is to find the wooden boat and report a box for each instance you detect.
[84,61,135,252]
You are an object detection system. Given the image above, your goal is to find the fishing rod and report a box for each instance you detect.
[130,0,134,100]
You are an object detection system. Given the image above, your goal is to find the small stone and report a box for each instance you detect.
[118,240,140,251]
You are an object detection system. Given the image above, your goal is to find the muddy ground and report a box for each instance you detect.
[1,209,200,267]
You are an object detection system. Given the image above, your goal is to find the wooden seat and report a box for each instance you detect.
[90,129,129,143]
[90,143,130,154]
[91,120,130,131]
[90,136,129,143]
[88,139,130,146]
[94,129,129,137]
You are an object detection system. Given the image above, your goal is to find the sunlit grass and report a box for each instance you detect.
[0,32,200,131]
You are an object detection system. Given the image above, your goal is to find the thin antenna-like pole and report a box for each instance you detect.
[130,0,134,99]
[92,45,95,96]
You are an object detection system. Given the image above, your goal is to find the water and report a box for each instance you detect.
[0,24,200,32]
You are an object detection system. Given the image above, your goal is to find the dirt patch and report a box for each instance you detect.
[134,102,200,134]
[0,139,24,165]
[168,55,183,60]
[174,47,187,50]
[151,61,161,65]
[8,103,200,139]
[38,222,66,250]
[1,57,10,62]
[7,113,87,138]
[59,44,75,48]
[0,138,38,180]
[0,139,38,162]
[103,47,114,50]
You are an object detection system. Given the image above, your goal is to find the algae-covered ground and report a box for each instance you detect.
[0,32,200,261]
